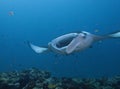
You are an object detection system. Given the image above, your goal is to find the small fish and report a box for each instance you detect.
[9,11,14,16]
[94,29,99,33]
[28,31,120,55]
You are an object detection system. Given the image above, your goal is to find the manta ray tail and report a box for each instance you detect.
[28,42,48,54]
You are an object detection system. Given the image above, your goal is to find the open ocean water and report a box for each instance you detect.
[0,0,120,79]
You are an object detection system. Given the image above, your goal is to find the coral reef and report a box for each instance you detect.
[0,68,120,89]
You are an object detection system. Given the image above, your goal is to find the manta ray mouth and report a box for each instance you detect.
[56,36,75,48]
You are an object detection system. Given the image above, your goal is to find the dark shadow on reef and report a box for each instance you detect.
[0,68,120,89]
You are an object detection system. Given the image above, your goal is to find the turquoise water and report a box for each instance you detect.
[0,0,120,77]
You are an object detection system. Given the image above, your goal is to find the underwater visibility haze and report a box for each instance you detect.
[0,0,120,78]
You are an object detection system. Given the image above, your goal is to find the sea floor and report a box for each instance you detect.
[0,68,120,89]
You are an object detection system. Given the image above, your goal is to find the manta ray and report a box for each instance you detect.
[28,31,120,55]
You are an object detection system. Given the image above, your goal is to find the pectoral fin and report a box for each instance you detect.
[108,31,120,38]
[93,31,120,42]
[28,42,48,54]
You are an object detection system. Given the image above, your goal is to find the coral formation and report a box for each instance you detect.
[0,68,120,89]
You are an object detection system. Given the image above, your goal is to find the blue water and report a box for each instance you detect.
[0,0,120,78]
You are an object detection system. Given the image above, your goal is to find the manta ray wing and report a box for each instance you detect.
[28,42,48,53]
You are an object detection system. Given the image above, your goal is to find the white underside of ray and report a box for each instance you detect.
[109,32,120,37]
[29,43,48,53]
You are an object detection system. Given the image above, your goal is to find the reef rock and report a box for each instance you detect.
[0,68,120,89]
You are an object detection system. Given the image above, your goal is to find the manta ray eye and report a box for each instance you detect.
[81,33,87,38]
